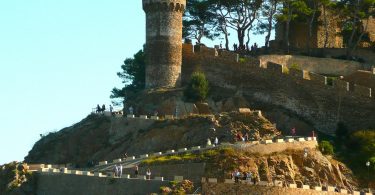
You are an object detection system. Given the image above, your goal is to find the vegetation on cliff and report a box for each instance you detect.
[184,71,209,102]
[0,162,35,195]
[318,125,375,187]
[142,146,358,190]
[111,49,145,104]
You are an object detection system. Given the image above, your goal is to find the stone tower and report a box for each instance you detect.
[142,0,186,89]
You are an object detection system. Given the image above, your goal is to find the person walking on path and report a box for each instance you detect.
[146,168,151,180]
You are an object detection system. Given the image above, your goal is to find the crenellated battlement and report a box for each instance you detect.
[142,0,186,12]
[182,43,375,134]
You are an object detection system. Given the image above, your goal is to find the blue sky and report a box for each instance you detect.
[0,1,268,165]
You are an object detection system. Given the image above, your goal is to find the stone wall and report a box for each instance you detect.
[275,6,344,49]
[259,55,361,76]
[123,163,206,183]
[34,173,168,195]
[182,44,375,134]
[235,140,318,155]
[310,48,375,68]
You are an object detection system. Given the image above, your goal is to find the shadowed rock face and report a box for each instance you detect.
[24,112,280,167]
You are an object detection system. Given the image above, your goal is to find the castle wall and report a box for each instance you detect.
[143,0,186,88]
[182,44,375,135]
[275,6,344,49]
[123,163,206,183]
[259,55,361,76]
[35,173,168,195]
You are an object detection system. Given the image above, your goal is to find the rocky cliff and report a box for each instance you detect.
[24,111,280,167]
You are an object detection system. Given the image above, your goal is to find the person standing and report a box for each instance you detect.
[113,164,118,177]
[214,137,219,145]
[146,168,151,180]
[96,104,101,113]
[101,104,106,113]
[246,172,252,183]
[253,174,257,185]
[207,138,212,146]
[244,133,249,142]
[110,105,113,115]
[118,164,123,178]
[134,165,139,177]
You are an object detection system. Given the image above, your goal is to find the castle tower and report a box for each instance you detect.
[142,0,186,89]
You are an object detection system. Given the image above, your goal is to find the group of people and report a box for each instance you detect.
[235,132,250,142]
[133,165,152,180]
[96,104,114,114]
[232,42,259,54]
[113,164,123,178]
[232,170,258,184]
[207,137,219,146]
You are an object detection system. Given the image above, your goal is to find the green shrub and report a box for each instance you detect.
[290,63,300,70]
[184,72,209,102]
[239,57,246,63]
[347,130,375,160]
[319,140,334,155]
[370,157,375,172]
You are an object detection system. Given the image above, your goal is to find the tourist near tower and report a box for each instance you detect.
[142,0,186,89]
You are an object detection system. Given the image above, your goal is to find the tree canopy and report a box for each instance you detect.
[110,49,145,105]
[183,0,374,57]
[184,71,209,102]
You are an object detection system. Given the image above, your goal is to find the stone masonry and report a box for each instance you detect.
[143,0,186,88]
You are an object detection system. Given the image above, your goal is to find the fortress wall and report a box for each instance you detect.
[182,44,375,134]
[288,68,304,79]
[354,84,372,98]
[123,163,206,183]
[266,62,283,73]
[311,48,375,66]
[308,72,327,85]
[259,55,361,76]
[235,140,318,155]
[202,183,343,195]
[35,173,168,195]
[334,80,350,91]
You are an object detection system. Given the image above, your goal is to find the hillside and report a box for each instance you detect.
[24,111,280,167]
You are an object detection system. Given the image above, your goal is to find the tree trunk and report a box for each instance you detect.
[265,1,276,53]
[308,8,317,56]
[246,27,251,51]
[307,2,317,56]
[285,2,292,54]
[323,4,329,49]
[224,31,230,50]
[238,29,245,50]
[350,18,370,56]
[346,19,357,59]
